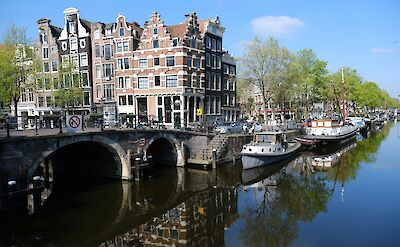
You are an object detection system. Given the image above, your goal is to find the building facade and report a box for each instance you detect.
[12,7,238,129]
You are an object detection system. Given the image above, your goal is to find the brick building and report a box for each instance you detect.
[13,7,239,128]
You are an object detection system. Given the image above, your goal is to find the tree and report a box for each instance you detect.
[0,23,32,117]
[236,77,255,118]
[240,37,293,124]
[54,60,83,114]
[293,49,328,118]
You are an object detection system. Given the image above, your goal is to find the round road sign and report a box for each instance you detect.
[69,115,81,128]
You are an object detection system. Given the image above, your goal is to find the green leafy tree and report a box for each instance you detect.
[240,37,293,124]
[54,60,83,114]
[0,23,32,116]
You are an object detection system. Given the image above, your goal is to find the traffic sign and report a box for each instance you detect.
[66,115,83,132]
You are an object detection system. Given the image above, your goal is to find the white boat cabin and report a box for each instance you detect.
[306,119,355,136]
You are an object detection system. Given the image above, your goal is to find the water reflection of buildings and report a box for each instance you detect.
[101,187,238,246]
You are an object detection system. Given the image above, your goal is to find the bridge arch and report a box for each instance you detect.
[30,135,130,181]
[144,133,187,166]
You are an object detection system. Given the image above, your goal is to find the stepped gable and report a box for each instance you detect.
[138,12,174,50]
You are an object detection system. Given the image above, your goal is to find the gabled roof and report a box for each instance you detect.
[105,23,114,30]
[49,25,62,37]
[80,18,92,30]
[166,24,186,39]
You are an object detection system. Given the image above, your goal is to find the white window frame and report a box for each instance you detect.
[80,53,88,66]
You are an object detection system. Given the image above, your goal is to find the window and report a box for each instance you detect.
[81,72,88,86]
[61,42,67,51]
[51,61,58,72]
[216,56,221,69]
[103,63,114,78]
[216,74,220,90]
[95,45,101,58]
[211,55,216,68]
[128,95,133,105]
[224,78,228,90]
[105,29,112,36]
[166,75,177,87]
[205,96,210,114]
[41,33,47,43]
[224,64,229,74]
[43,62,49,72]
[71,55,79,68]
[139,59,147,69]
[187,73,192,87]
[206,53,210,67]
[38,96,44,107]
[42,47,48,59]
[44,78,50,90]
[103,84,114,99]
[206,72,210,89]
[166,56,175,67]
[80,54,88,66]
[193,74,200,87]
[94,29,100,39]
[153,40,159,48]
[216,96,221,114]
[211,73,216,90]
[84,92,90,106]
[123,41,129,51]
[125,77,131,88]
[119,95,127,105]
[104,44,112,60]
[68,21,75,34]
[138,77,148,89]
[118,77,125,88]
[191,37,196,48]
[173,38,179,46]
[153,57,160,66]
[79,39,86,49]
[124,58,129,69]
[153,28,158,34]
[230,95,235,106]
[154,76,161,86]
[194,58,200,68]
[206,36,211,48]
[117,42,123,53]
[217,40,222,51]
[28,88,33,101]
[119,27,125,36]
[53,77,58,89]
[186,57,192,67]
[70,37,78,50]
[212,38,216,50]
[210,96,215,114]
[157,97,163,106]
[96,65,101,79]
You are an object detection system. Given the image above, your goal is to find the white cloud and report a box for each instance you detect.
[371,47,400,54]
[251,15,304,37]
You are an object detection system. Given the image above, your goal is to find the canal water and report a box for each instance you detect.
[1,122,399,246]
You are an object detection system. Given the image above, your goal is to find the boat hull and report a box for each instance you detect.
[241,143,300,170]
[300,128,358,145]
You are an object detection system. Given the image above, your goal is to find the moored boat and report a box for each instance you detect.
[297,119,357,147]
[241,132,301,170]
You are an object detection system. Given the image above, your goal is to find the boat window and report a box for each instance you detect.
[255,134,276,143]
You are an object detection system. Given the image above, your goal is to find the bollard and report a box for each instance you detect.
[212,148,217,169]
[35,115,38,135]
[6,123,10,138]
[59,117,63,134]
[134,157,141,182]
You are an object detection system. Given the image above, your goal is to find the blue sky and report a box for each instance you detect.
[1,0,399,97]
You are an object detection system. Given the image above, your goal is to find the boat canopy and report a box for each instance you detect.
[254,132,283,143]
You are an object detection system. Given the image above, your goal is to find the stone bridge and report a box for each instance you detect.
[0,129,212,183]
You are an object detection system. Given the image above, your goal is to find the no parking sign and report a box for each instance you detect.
[66,115,83,132]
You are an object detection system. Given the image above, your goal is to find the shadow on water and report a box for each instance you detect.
[0,123,395,247]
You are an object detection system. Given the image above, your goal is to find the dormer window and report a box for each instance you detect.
[153,40,159,48]
[172,38,179,47]
[68,21,75,34]
[94,29,100,39]
[70,37,78,51]
[119,27,125,36]
[153,28,158,35]
[105,29,112,36]
[191,37,197,49]
[40,33,47,43]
